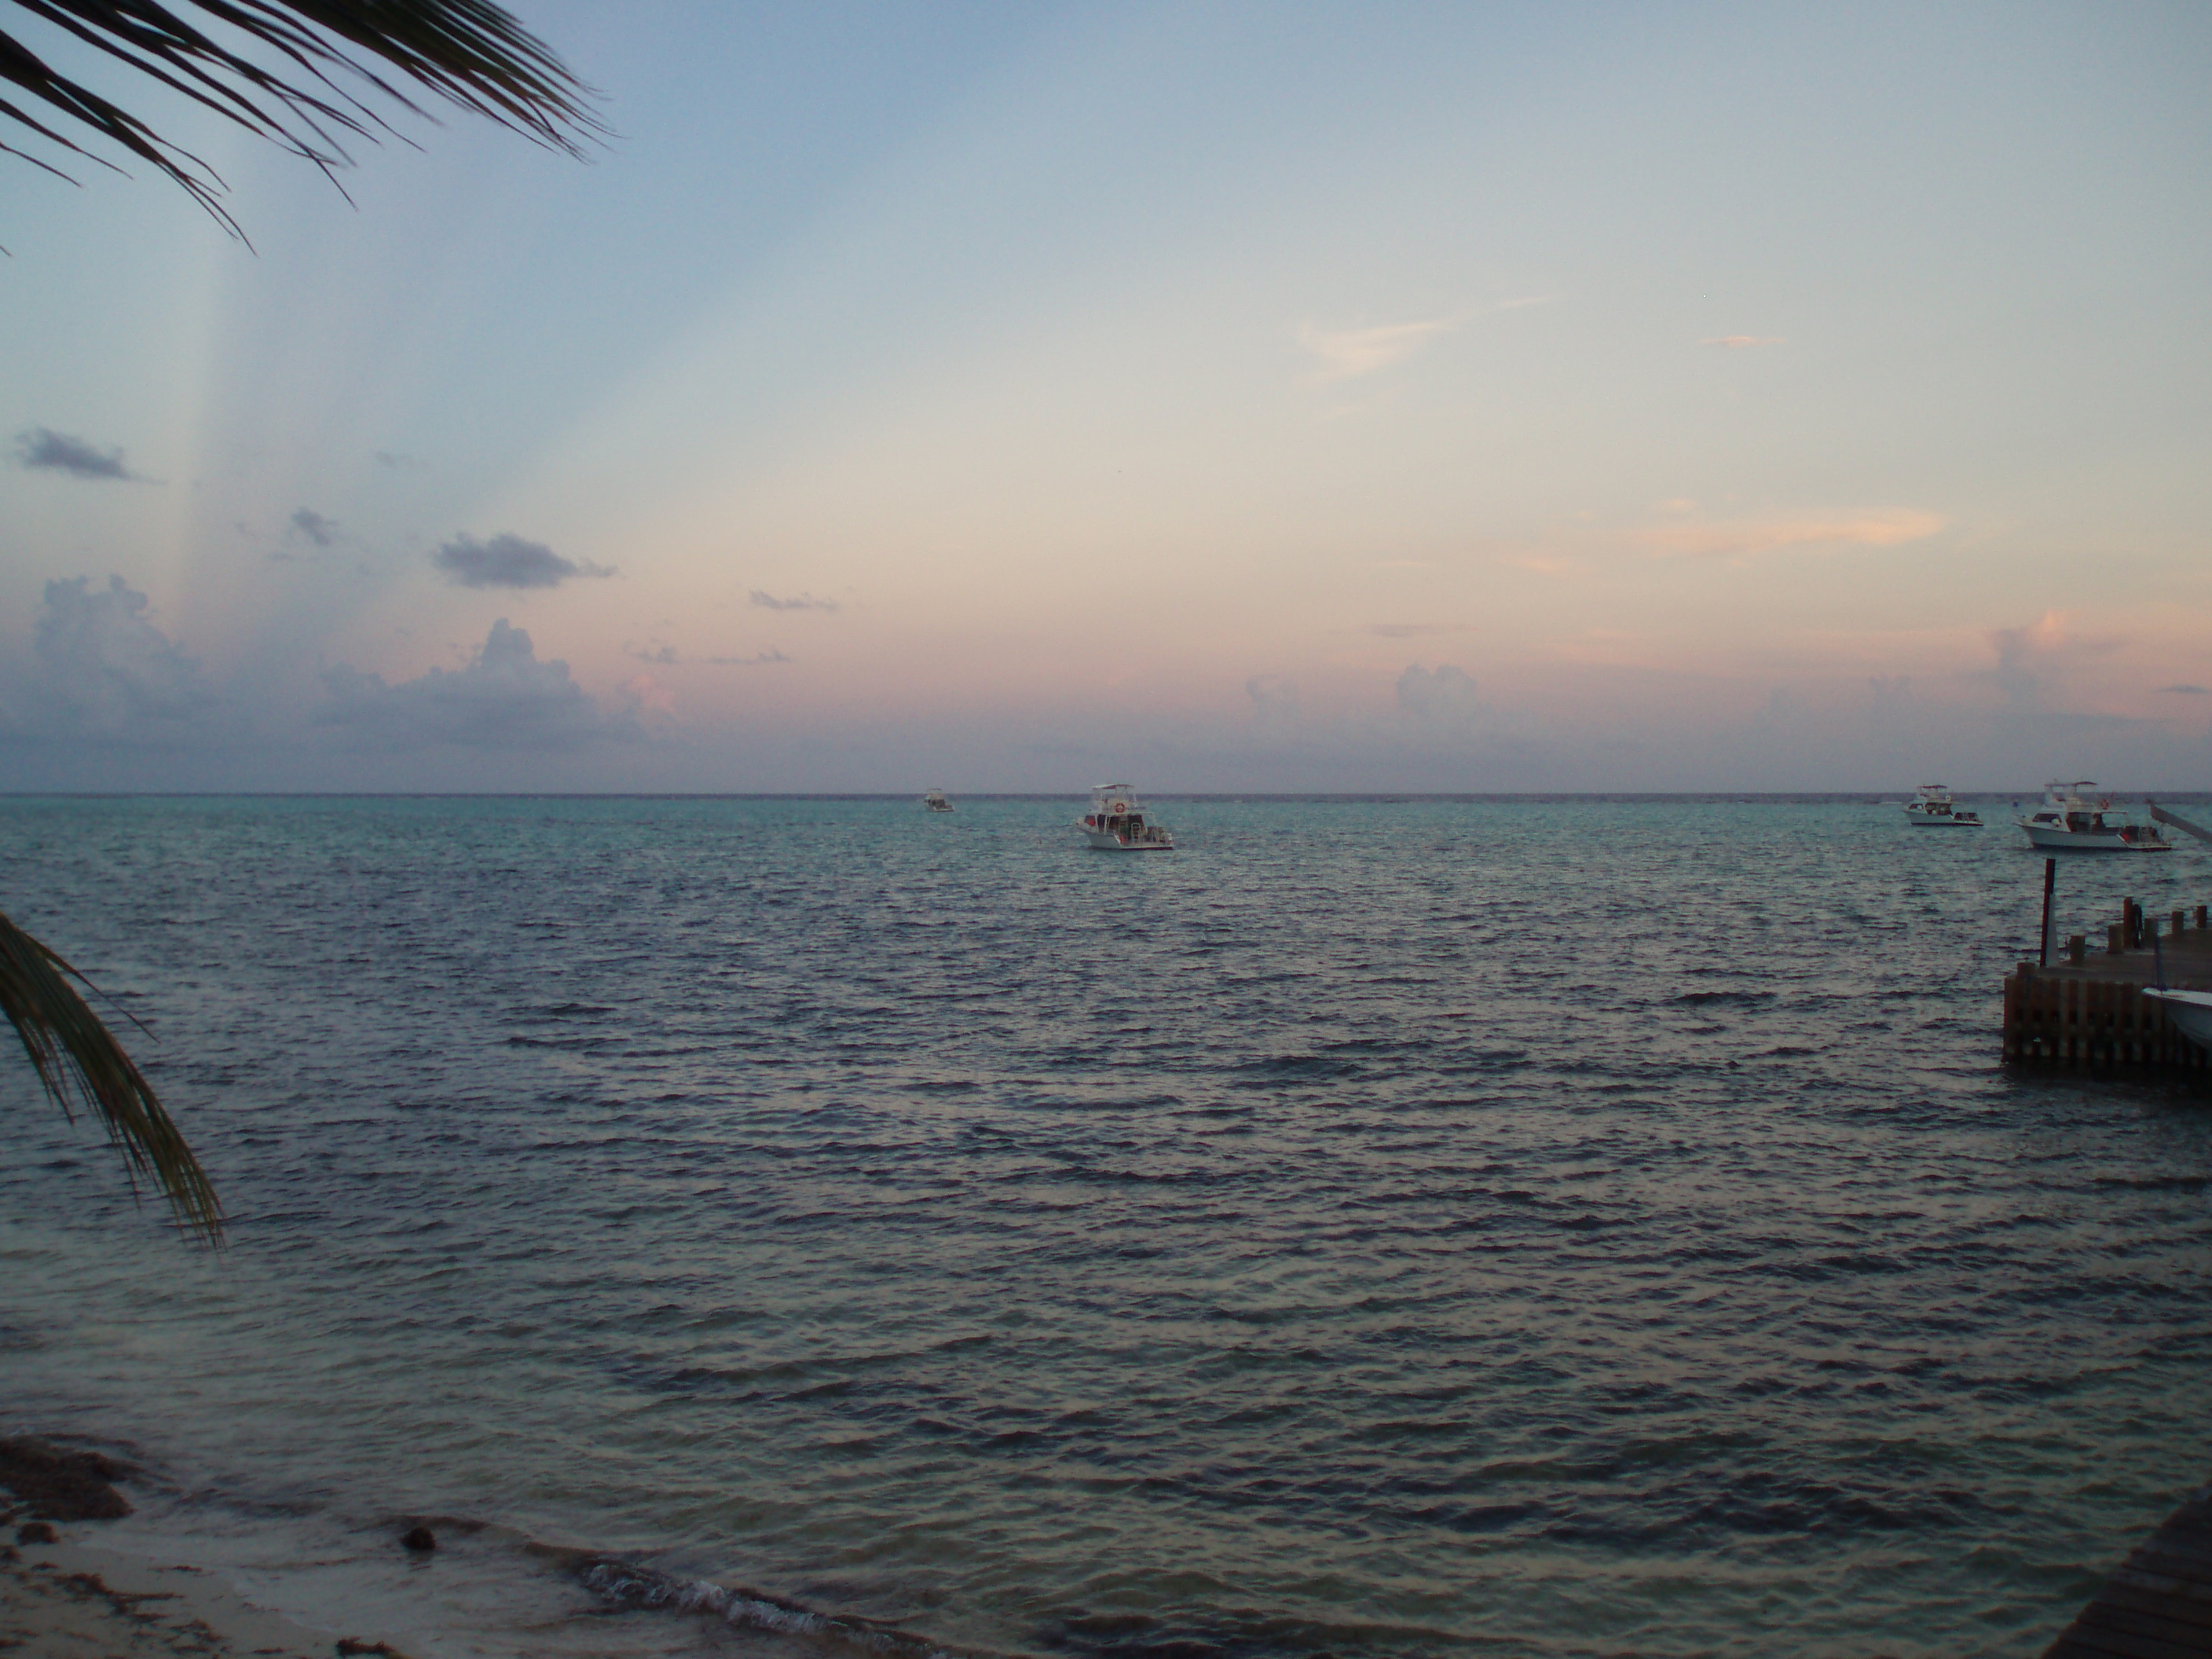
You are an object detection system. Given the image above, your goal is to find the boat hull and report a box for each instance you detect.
[2018,822,2169,851]
[2144,990,2212,1051]
[1080,828,1174,851]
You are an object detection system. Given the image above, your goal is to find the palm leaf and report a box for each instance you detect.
[0,907,223,1244]
[1,0,601,239]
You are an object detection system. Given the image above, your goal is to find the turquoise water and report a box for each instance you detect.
[4,795,2211,1657]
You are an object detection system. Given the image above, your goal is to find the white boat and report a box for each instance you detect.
[2143,988,2212,1051]
[1078,783,1174,851]
[1904,784,1982,827]
[921,788,954,813]
[2017,781,2170,851]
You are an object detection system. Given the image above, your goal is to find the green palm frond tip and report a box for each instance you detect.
[0,909,224,1245]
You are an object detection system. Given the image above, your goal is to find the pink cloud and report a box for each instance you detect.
[1640,510,1945,560]
[623,672,676,715]
[1298,317,1459,383]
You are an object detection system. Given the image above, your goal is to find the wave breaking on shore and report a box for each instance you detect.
[541,1544,970,1657]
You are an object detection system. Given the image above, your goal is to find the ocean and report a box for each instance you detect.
[4,793,2210,1658]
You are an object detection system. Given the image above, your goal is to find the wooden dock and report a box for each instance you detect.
[2044,1483,2212,1657]
[2003,899,2212,1071]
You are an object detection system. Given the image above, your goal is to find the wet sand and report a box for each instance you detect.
[0,1533,351,1658]
[1,1435,406,1659]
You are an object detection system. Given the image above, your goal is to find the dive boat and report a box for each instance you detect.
[1078,783,1174,851]
[1904,785,1982,827]
[922,788,954,812]
[2017,781,2170,851]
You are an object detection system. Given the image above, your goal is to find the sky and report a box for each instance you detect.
[2,0,2209,793]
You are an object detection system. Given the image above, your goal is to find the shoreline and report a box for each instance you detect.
[0,1434,968,1659]
[0,1431,412,1659]
[1,1531,365,1659]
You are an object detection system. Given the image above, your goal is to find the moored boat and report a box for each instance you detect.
[1078,783,1174,851]
[922,788,954,812]
[2017,781,2170,851]
[1905,785,1982,827]
[2144,988,2212,1052]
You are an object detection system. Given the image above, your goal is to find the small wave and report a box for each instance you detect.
[1039,1605,1482,1657]
[551,1549,963,1658]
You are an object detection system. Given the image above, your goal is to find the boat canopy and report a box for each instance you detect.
[1090,782,1144,815]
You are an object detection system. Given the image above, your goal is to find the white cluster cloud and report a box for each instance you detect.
[1397,663,1483,735]
[24,576,214,734]
[1985,610,2121,713]
[317,620,635,749]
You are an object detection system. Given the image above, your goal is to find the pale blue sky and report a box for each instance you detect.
[2,1,2208,791]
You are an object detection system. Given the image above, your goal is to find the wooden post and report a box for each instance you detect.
[2197,904,2209,929]
[2174,909,2187,938]
[2067,934,2086,964]
[2109,922,2127,955]
[2039,859,2056,966]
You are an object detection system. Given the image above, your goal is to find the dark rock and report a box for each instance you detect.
[0,1437,130,1521]
[17,1521,58,1544]
[398,1524,436,1554]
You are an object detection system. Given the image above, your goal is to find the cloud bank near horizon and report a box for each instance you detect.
[317,620,635,750]
[5,577,216,739]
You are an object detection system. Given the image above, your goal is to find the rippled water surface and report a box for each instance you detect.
[5,795,2212,1658]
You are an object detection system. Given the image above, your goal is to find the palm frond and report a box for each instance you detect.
[1,0,601,238]
[0,906,223,1244]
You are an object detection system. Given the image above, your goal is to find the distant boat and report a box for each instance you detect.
[1077,783,1174,851]
[922,788,954,812]
[2018,780,2169,851]
[1904,784,1983,827]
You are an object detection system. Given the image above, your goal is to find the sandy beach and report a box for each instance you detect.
[0,1533,351,1659]
[0,1436,405,1659]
